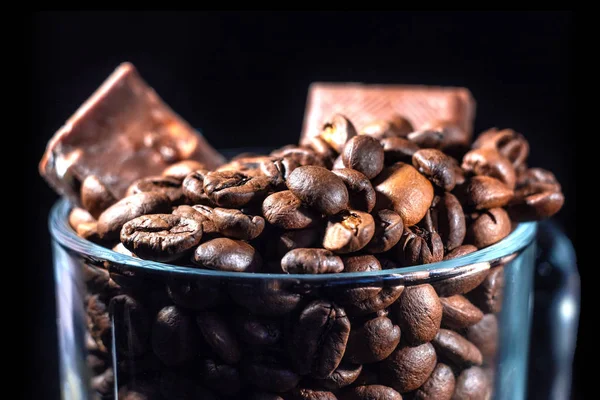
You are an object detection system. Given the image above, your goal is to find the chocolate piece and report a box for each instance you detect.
[39,63,224,201]
[300,83,475,145]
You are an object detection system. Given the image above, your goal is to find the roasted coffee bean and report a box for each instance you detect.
[443,244,478,260]
[373,162,434,226]
[196,311,241,364]
[431,262,490,297]
[432,329,483,368]
[243,358,301,393]
[76,221,102,243]
[112,242,136,257]
[333,255,382,304]
[204,170,271,208]
[281,248,344,274]
[397,225,444,267]
[342,135,385,179]
[414,363,456,400]
[472,127,529,170]
[229,280,302,316]
[408,120,469,152]
[440,295,484,329]
[81,175,117,219]
[312,363,363,390]
[380,343,437,393]
[381,137,421,165]
[290,300,351,378]
[262,190,320,229]
[162,160,206,181]
[120,214,203,262]
[462,147,517,189]
[508,168,564,221]
[344,285,404,316]
[68,207,95,230]
[276,228,321,257]
[109,294,150,357]
[323,210,375,254]
[458,176,514,210]
[199,358,242,397]
[151,305,198,366]
[193,238,262,272]
[412,149,458,191]
[159,370,218,400]
[166,277,222,310]
[232,311,281,346]
[431,193,466,252]
[118,381,162,400]
[126,176,184,203]
[345,385,402,400]
[181,169,213,205]
[366,209,404,253]
[352,366,380,386]
[320,114,358,153]
[517,167,561,190]
[467,267,505,313]
[86,353,107,374]
[452,366,490,400]
[361,115,414,139]
[270,146,323,167]
[91,367,114,396]
[465,314,498,363]
[393,284,442,345]
[87,295,111,349]
[172,204,217,234]
[331,168,377,212]
[287,166,349,215]
[345,316,401,364]
[97,192,171,240]
[467,208,511,248]
[288,388,338,400]
[210,207,265,240]
[305,136,337,165]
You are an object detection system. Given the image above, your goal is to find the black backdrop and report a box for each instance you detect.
[29,11,577,399]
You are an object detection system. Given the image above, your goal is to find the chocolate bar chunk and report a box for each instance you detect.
[300,83,475,145]
[39,63,225,201]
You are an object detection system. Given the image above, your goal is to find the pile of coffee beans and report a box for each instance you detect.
[68,115,563,399]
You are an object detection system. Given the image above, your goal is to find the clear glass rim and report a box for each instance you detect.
[49,198,537,282]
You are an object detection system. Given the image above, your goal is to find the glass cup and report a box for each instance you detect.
[50,196,578,400]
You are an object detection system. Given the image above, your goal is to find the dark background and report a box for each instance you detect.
[29,11,577,399]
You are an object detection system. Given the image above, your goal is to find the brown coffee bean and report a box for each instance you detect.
[306,136,337,168]
[361,115,414,139]
[345,385,402,400]
[97,192,171,240]
[345,316,401,364]
[467,267,505,313]
[229,280,302,316]
[465,314,498,364]
[196,312,241,365]
[172,204,218,234]
[162,160,206,181]
[110,294,150,357]
[323,210,375,254]
[381,137,421,165]
[393,284,442,345]
[397,225,444,267]
[408,120,469,152]
[276,228,321,257]
[232,311,281,346]
[366,209,404,253]
[344,285,405,316]
[333,255,382,304]
[473,127,529,170]
[204,170,271,207]
[320,114,358,153]
[199,358,242,397]
[91,367,114,396]
[281,248,344,274]
[342,135,385,179]
[152,305,198,366]
[431,193,466,252]
[243,360,301,393]
[193,238,262,272]
[373,162,434,226]
[331,168,377,212]
[432,329,483,368]
[120,214,203,262]
[443,244,478,260]
[414,363,456,400]
[431,262,490,296]
[288,388,338,400]
[182,169,213,205]
[287,165,349,215]
[508,168,564,221]
[118,381,163,400]
[210,207,265,240]
[458,176,514,210]
[290,300,351,378]
[467,208,511,248]
[312,363,363,390]
[81,175,117,219]
[412,149,458,191]
[87,295,111,351]
[440,295,484,329]
[262,190,319,229]
[68,207,95,230]
[126,176,184,203]
[452,366,490,400]
[270,146,325,170]
[462,147,517,189]
[380,342,437,393]
[166,277,222,310]
[75,221,102,243]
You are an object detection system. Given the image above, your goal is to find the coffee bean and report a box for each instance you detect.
[159,370,218,400]
[440,295,484,330]
[210,207,265,240]
[393,284,442,345]
[243,357,301,393]
[345,316,401,364]
[68,207,95,230]
[109,294,150,357]
[443,245,478,261]
[466,208,511,248]
[462,147,517,189]
[193,238,262,272]
[288,388,338,400]
[162,160,206,181]
[97,192,171,240]
[172,204,218,234]
[431,262,490,297]
[508,168,564,221]
[312,363,363,390]
[452,366,490,400]
[331,168,377,212]
[199,358,242,397]
[333,255,382,304]
[166,277,222,310]
[271,146,325,170]
[196,311,241,364]
[414,363,456,400]
[431,193,466,252]
[361,115,414,139]
[112,242,136,257]
[181,169,213,205]
[472,127,529,170]
[276,228,321,257]
[344,285,405,316]
[91,367,114,396]
[87,295,111,350]
[333,154,346,169]
[76,221,103,243]
[86,353,107,374]
[408,120,469,152]
[373,162,434,226]
[342,135,385,179]
[366,209,404,253]
[397,225,444,267]
[203,170,271,208]
[120,214,203,262]
[467,267,505,313]
[126,176,184,203]
[118,381,163,400]
[152,305,198,366]
[232,311,281,346]
[290,300,351,378]
[352,366,380,386]
[412,149,458,191]
[287,166,349,215]
[229,280,302,316]
[380,342,437,393]
[381,137,421,165]
[81,175,117,219]
[320,114,358,153]
[305,136,337,167]
[262,190,319,229]
[281,248,344,274]
[465,314,498,364]
[458,176,514,210]
[323,210,375,254]
[345,385,402,400]
[432,329,483,368]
